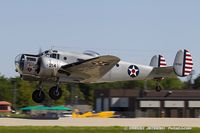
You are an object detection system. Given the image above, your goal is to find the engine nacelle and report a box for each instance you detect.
[15,54,39,76]
[38,56,60,77]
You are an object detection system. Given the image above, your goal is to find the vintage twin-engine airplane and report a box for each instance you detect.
[15,49,193,103]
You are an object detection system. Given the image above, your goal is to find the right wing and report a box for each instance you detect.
[59,55,120,82]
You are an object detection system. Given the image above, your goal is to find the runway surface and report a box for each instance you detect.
[0,118,200,127]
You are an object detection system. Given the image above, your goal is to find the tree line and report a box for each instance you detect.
[0,74,200,108]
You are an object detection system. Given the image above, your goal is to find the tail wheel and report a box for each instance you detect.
[32,89,45,103]
[155,86,162,92]
[49,86,62,100]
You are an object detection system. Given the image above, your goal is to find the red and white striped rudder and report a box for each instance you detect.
[150,55,167,67]
[173,49,193,77]
[159,55,167,67]
[183,49,193,76]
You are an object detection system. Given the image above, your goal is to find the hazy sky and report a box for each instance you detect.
[0,0,199,80]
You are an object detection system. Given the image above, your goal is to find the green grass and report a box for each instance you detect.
[0,127,200,133]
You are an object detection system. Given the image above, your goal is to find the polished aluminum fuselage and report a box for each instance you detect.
[15,50,154,83]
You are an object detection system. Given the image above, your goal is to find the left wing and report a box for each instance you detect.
[59,55,120,82]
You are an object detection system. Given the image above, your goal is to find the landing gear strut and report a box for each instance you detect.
[32,89,45,103]
[49,86,62,100]
[32,81,45,103]
[48,80,62,100]
[31,80,63,103]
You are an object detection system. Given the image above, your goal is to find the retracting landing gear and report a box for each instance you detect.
[32,81,45,103]
[48,80,62,100]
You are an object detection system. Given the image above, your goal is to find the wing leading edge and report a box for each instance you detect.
[59,55,120,83]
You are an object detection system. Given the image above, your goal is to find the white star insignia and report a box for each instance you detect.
[129,66,139,76]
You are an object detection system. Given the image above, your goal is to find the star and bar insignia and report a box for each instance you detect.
[92,61,109,66]
[128,65,139,77]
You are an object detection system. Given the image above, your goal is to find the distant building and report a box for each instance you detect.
[94,89,200,118]
[0,101,12,113]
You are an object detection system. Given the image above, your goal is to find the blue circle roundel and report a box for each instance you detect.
[128,65,139,78]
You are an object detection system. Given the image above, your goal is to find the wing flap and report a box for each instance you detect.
[59,55,120,82]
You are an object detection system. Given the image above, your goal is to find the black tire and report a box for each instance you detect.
[32,90,45,103]
[155,86,162,92]
[49,86,62,100]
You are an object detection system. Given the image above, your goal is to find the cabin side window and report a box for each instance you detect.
[77,58,85,62]
[63,57,67,60]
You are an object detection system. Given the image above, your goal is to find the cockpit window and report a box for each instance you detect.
[53,50,58,53]
[50,54,60,59]
[27,57,36,62]
[45,50,49,54]
[50,54,57,58]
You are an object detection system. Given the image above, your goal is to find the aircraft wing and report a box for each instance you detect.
[59,55,120,82]
[147,66,177,79]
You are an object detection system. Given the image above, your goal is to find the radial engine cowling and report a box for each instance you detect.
[38,56,62,77]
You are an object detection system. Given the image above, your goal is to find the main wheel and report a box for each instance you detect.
[32,89,45,103]
[49,86,62,100]
[155,86,162,92]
